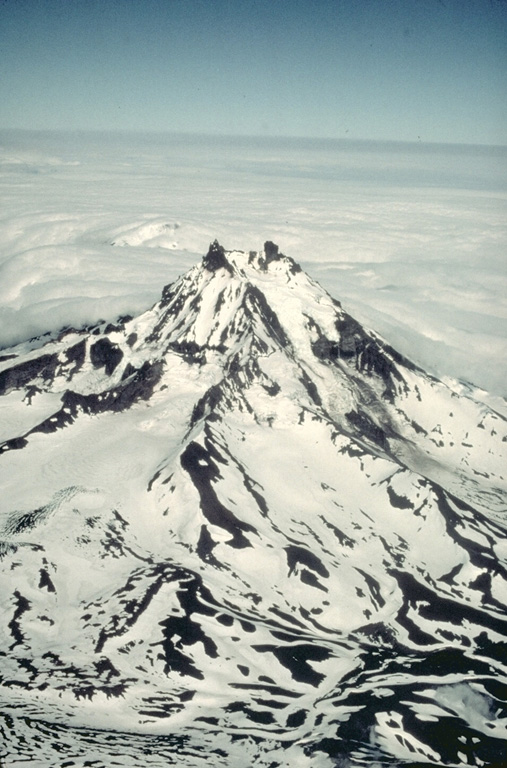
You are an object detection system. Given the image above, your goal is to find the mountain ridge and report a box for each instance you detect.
[0,241,506,767]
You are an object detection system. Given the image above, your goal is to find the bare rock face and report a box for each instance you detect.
[202,240,233,274]
[263,240,281,263]
[90,338,124,375]
[0,244,506,768]
[0,353,59,395]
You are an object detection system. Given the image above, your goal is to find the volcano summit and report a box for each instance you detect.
[0,241,506,767]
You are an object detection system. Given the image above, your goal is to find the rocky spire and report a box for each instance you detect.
[202,240,233,274]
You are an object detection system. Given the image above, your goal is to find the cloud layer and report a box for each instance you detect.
[1,131,506,399]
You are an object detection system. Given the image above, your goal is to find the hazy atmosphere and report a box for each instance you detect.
[1,0,506,144]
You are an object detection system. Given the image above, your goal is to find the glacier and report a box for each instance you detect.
[0,242,506,767]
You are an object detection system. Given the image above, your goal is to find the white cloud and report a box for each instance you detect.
[0,132,505,397]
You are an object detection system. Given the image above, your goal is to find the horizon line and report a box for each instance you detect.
[1,127,506,152]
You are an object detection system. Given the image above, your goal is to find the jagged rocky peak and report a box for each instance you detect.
[202,239,233,274]
[201,239,302,277]
[255,240,302,274]
[264,240,280,263]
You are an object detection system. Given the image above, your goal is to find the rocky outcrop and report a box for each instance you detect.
[89,338,124,376]
[0,353,59,395]
[202,240,233,275]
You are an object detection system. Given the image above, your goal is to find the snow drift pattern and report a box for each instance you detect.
[0,242,506,767]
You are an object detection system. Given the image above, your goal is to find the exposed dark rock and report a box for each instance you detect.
[312,337,340,362]
[312,312,406,401]
[89,338,124,376]
[104,323,123,334]
[391,568,507,637]
[386,485,413,510]
[202,240,233,275]
[114,361,164,409]
[213,288,228,316]
[0,354,59,395]
[355,568,386,609]
[287,709,307,727]
[190,384,223,427]
[354,621,397,646]
[319,516,355,548]
[63,360,163,416]
[243,284,290,348]
[23,385,41,405]
[261,381,280,397]
[8,591,31,648]
[382,341,418,372]
[180,441,256,548]
[31,404,73,434]
[167,340,205,365]
[300,569,328,591]
[57,326,79,341]
[264,241,281,264]
[121,362,137,380]
[38,569,56,593]
[253,643,330,686]
[61,340,87,382]
[358,342,403,389]
[94,657,120,680]
[333,312,416,401]
[0,436,28,455]
[159,283,178,308]
[5,508,47,535]
[226,701,275,725]
[411,419,428,435]
[196,525,221,566]
[298,369,322,406]
[158,613,218,679]
[345,410,387,448]
[285,545,329,579]
[260,240,303,274]
[1,361,164,454]
[64,339,86,369]
[335,312,366,359]
[95,565,183,654]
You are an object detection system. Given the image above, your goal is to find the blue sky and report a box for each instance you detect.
[1,0,506,144]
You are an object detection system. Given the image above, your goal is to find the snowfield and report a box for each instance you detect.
[0,241,506,767]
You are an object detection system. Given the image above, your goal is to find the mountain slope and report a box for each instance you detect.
[0,241,506,768]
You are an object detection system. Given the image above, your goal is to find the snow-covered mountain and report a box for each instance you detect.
[0,242,506,768]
